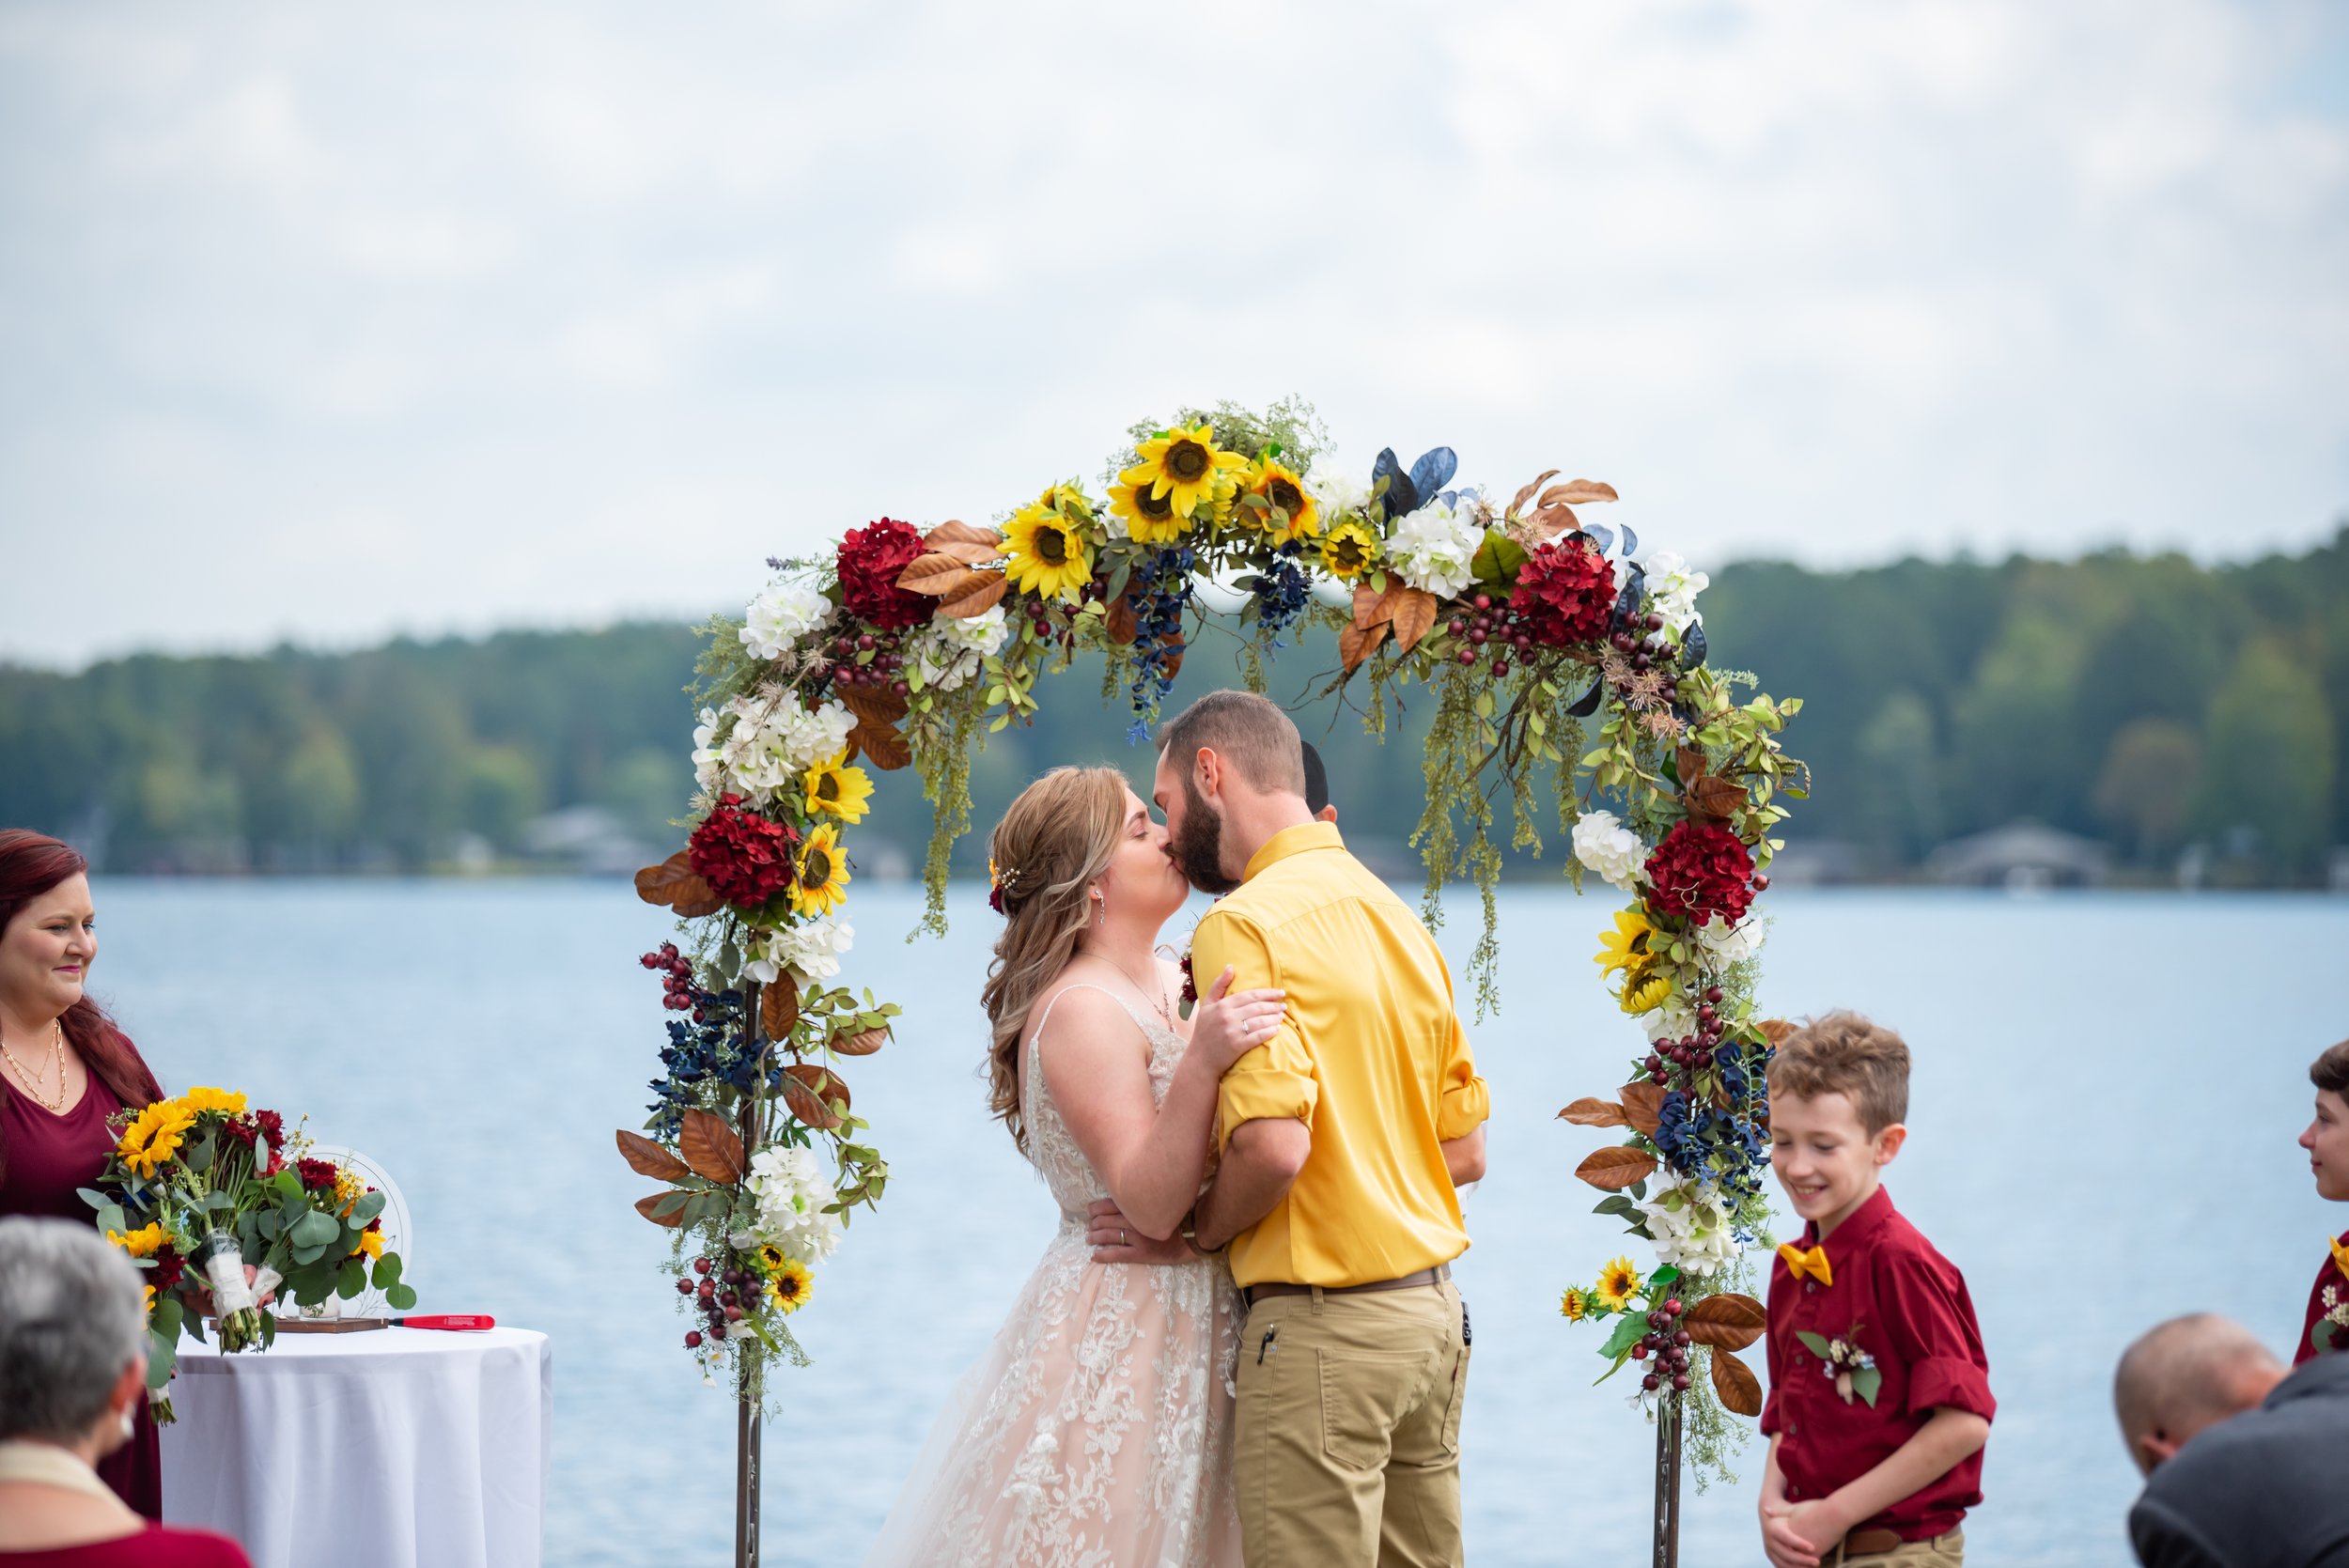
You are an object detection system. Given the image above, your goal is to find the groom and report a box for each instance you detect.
[1113,690,1490,1568]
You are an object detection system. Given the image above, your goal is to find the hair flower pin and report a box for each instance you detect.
[988,857,1023,915]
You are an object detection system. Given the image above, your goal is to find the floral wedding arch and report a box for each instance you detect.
[616,400,1806,1515]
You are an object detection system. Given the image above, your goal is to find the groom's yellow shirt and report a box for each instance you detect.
[1195,821,1489,1288]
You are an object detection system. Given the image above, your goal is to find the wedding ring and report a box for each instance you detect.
[1120,1229,1128,1246]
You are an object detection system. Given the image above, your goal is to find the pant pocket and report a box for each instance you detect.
[1317,1349,1425,1472]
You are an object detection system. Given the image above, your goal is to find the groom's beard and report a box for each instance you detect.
[1169,778,1238,896]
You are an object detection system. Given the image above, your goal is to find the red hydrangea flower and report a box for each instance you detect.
[1643,819,1756,926]
[688,795,801,910]
[836,518,933,629]
[297,1157,342,1192]
[1510,536,1617,648]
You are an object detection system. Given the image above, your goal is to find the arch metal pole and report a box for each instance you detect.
[735,980,766,1568]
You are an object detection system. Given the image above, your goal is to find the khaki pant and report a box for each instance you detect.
[1234,1279,1470,1568]
[1830,1528,1965,1566]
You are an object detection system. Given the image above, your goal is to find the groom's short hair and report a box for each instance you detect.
[1158,691,1306,797]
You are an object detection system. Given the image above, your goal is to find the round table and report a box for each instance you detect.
[159,1325,552,1568]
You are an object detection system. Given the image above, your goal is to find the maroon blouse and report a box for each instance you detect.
[2295,1228,2349,1366]
[0,1525,250,1567]
[0,1077,163,1520]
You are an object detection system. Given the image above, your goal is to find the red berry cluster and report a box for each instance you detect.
[1630,1296,1694,1392]
[1643,818,1757,926]
[828,625,912,698]
[1446,594,1528,678]
[677,1253,758,1348]
[835,518,932,629]
[639,942,694,1012]
[1642,986,1729,1084]
[1610,613,1686,702]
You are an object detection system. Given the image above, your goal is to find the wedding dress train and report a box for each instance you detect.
[862,984,1243,1568]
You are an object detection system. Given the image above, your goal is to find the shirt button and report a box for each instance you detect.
[1805,1281,1815,1294]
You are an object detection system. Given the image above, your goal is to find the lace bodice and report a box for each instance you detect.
[1019,982,1190,1215]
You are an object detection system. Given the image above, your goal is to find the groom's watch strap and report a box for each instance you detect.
[1180,1205,1224,1257]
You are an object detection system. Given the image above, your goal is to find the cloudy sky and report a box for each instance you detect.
[2,0,2344,668]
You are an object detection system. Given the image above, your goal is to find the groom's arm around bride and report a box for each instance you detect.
[1149,691,1490,1568]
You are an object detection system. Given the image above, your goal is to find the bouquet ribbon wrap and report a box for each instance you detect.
[195,1231,257,1315]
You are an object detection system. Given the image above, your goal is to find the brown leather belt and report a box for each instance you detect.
[1244,1262,1450,1308]
[1834,1527,1906,1560]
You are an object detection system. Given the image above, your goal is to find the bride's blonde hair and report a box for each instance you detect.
[980,766,1129,1153]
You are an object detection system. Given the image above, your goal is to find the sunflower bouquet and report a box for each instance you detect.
[86,1088,412,1417]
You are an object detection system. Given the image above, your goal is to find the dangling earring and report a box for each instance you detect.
[1094,890,1107,928]
[119,1405,136,1439]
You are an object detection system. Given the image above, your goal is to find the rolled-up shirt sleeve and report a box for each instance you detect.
[1878,1250,1997,1423]
[1436,1009,1489,1141]
[1196,908,1318,1150]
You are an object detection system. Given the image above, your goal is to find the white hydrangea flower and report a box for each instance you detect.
[691,706,724,795]
[1695,914,1765,966]
[1573,810,1647,892]
[1388,497,1483,599]
[1637,1172,1743,1272]
[739,581,834,660]
[1305,461,1369,519]
[1641,550,1710,635]
[909,606,1009,693]
[744,916,853,987]
[1641,994,1699,1043]
[710,691,856,804]
[746,1145,844,1264]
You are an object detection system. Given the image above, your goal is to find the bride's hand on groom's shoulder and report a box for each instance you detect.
[1086,1198,1198,1266]
[1187,967,1286,1076]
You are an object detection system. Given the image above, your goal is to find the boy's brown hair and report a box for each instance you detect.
[1768,1011,1911,1134]
[2313,1039,2349,1098]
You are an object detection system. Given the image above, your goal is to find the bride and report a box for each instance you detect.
[862,767,1284,1568]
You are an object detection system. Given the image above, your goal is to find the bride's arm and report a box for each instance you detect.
[1037,971,1283,1241]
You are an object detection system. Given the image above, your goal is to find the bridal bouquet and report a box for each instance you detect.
[86,1087,412,1420]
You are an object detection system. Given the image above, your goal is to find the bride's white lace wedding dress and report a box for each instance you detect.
[862,984,1244,1568]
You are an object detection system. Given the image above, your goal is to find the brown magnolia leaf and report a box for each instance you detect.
[1105,593,1140,645]
[634,851,722,918]
[760,979,801,1042]
[1509,470,1561,518]
[1709,1345,1765,1417]
[1543,479,1620,505]
[1676,746,1707,784]
[614,1129,692,1183]
[1386,587,1439,653]
[924,520,1002,553]
[634,1192,688,1229]
[1688,775,1747,822]
[835,684,910,728]
[848,721,911,772]
[1557,1096,1628,1127]
[1619,1079,1665,1138]
[784,1064,850,1130]
[1574,1145,1658,1190]
[1759,1018,1797,1046]
[1527,504,1578,539]
[678,1108,745,1185]
[1338,620,1389,675]
[831,1024,889,1056]
[894,552,984,597]
[926,539,1002,567]
[939,569,1008,619]
[1352,581,1392,629]
[1685,1292,1767,1351]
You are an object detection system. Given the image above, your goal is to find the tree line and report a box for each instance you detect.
[2,528,2341,884]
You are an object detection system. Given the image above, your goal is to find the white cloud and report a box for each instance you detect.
[0,0,2343,666]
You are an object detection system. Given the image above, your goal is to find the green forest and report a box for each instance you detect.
[4,529,2343,886]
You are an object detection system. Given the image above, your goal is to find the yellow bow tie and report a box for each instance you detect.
[1780,1243,1832,1287]
[2330,1234,2349,1282]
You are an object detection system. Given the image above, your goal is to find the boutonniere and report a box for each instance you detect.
[2317,1284,2348,1357]
[1796,1327,1881,1406]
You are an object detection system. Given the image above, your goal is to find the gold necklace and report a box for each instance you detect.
[1,1020,69,1114]
[1089,953,1175,1032]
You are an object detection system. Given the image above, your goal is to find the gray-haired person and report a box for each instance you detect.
[0,1217,250,1564]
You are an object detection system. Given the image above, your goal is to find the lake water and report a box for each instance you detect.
[86,878,2346,1567]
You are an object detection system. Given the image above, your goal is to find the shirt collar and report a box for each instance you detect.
[1802,1183,1897,1265]
[1241,821,1345,884]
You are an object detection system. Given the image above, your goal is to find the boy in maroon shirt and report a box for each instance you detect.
[1759,1014,1994,1568]
[2294,1037,2349,1364]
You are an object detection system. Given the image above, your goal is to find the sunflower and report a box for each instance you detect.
[766,1256,814,1314]
[108,1222,165,1259]
[801,752,873,825]
[1593,908,1655,977]
[115,1100,196,1180]
[1121,422,1246,521]
[1619,969,1672,1016]
[1002,501,1095,601]
[1559,1286,1590,1322]
[1594,1256,1644,1312]
[789,823,851,917]
[1107,474,1193,545]
[179,1085,247,1116]
[350,1226,384,1260]
[1034,480,1096,521]
[1240,457,1321,544]
[1319,520,1381,581]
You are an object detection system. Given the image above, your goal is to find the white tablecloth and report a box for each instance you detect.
[160,1326,552,1568]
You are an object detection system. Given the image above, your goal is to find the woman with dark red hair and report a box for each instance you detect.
[0,830,166,1517]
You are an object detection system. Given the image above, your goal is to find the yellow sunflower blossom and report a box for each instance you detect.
[350,1228,384,1260]
[1121,422,1246,521]
[1594,1256,1644,1312]
[1620,968,1672,1016]
[144,1284,156,1315]
[1240,457,1321,545]
[1034,480,1096,521]
[1107,474,1194,545]
[115,1100,196,1180]
[108,1222,166,1259]
[1002,501,1095,601]
[1318,520,1381,581]
[1559,1286,1590,1322]
[1593,908,1655,977]
[179,1086,247,1115]
[765,1255,814,1314]
[789,823,851,917]
[801,753,873,825]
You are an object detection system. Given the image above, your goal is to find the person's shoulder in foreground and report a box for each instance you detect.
[0,1523,253,1566]
[2129,1354,2349,1567]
